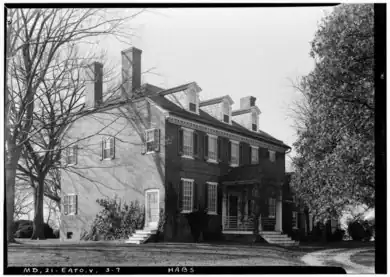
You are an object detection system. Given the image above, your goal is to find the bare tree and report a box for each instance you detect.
[5,7,144,242]
[14,181,34,220]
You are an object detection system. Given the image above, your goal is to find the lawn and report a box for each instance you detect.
[350,249,375,268]
[7,240,305,267]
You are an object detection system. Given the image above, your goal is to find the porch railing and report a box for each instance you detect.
[222,216,254,232]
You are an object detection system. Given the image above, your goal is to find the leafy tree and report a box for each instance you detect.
[290,4,374,222]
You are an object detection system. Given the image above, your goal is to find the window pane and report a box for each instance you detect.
[208,136,217,161]
[207,184,217,213]
[182,180,193,212]
[183,130,193,156]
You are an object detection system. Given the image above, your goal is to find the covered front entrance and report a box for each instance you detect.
[221,181,283,234]
[145,189,159,228]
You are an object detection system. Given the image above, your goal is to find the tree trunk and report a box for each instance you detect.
[5,148,19,243]
[31,179,46,240]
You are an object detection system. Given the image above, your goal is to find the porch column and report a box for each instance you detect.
[275,197,283,232]
[222,188,227,230]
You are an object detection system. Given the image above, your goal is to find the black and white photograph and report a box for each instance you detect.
[4,2,384,274]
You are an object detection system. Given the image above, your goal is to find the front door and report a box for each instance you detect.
[146,190,159,228]
[228,195,238,229]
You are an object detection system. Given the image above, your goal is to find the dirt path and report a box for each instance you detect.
[301,248,375,273]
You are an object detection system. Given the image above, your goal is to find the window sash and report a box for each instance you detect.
[207,183,218,214]
[183,129,193,156]
[67,146,77,165]
[182,180,193,213]
[251,146,258,164]
[64,195,77,215]
[269,150,276,162]
[103,137,115,159]
[145,129,157,152]
[208,136,218,161]
[231,142,239,165]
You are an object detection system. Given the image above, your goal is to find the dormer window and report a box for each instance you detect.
[188,90,198,113]
[223,100,230,123]
[252,111,258,131]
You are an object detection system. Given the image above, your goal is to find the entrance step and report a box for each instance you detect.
[259,231,299,247]
[125,227,158,244]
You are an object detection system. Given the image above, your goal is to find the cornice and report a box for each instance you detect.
[167,115,286,152]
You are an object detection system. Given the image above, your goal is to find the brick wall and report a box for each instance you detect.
[60,99,166,240]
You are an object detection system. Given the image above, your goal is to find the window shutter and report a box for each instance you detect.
[249,147,252,164]
[266,149,270,158]
[179,180,183,211]
[63,196,68,215]
[110,137,115,159]
[154,129,161,152]
[217,137,222,161]
[193,182,198,211]
[65,148,70,165]
[141,131,147,154]
[101,138,104,160]
[204,135,209,159]
[73,195,78,215]
[217,186,222,215]
[205,183,209,210]
[239,143,243,165]
[178,128,183,155]
[193,132,198,157]
[228,141,231,163]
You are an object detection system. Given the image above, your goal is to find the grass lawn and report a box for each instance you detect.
[7,240,305,267]
[350,249,375,268]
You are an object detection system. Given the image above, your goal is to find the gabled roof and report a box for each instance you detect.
[232,105,261,116]
[199,95,234,107]
[158,82,201,96]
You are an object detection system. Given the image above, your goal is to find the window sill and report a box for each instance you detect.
[181,155,194,160]
[207,212,218,215]
[229,163,239,167]
[102,157,114,161]
[145,151,156,155]
[64,213,77,216]
[181,210,192,214]
[207,159,218,164]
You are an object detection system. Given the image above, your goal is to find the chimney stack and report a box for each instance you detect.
[121,47,142,99]
[240,96,256,110]
[85,62,103,108]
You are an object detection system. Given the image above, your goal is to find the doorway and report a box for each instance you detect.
[145,189,159,229]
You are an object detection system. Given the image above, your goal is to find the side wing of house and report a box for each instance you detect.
[60,99,166,240]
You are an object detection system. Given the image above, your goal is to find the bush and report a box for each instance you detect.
[53,229,60,238]
[81,197,145,241]
[13,220,56,238]
[330,228,345,242]
[186,208,208,242]
[348,221,367,241]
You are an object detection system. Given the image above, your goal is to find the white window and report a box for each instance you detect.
[292,211,298,229]
[188,91,197,113]
[208,135,218,162]
[63,194,77,215]
[145,128,160,153]
[230,140,239,166]
[252,111,258,131]
[207,182,218,214]
[181,178,194,213]
[66,145,77,165]
[183,128,194,157]
[103,137,115,159]
[251,145,259,164]
[222,100,230,123]
[269,150,276,162]
[268,198,276,218]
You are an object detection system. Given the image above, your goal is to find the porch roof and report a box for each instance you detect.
[220,164,264,183]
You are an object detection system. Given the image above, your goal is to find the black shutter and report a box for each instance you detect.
[217,137,222,161]
[249,146,252,164]
[193,132,198,157]
[179,180,183,211]
[193,181,198,211]
[74,195,78,215]
[178,128,183,155]
[100,138,104,160]
[217,185,222,215]
[205,183,209,210]
[154,129,160,152]
[111,137,115,159]
[239,143,243,165]
[228,141,231,163]
[204,135,209,159]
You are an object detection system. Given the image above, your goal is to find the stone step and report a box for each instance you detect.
[125,238,142,244]
[132,234,150,239]
[135,230,157,235]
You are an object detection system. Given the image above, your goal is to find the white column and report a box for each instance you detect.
[275,199,283,232]
[222,188,227,230]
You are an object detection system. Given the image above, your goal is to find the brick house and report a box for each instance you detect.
[60,47,294,244]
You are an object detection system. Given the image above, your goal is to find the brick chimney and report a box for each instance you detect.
[240,96,256,110]
[85,62,103,108]
[121,47,142,99]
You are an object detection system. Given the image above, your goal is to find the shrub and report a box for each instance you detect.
[348,221,366,241]
[154,208,166,242]
[186,208,208,243]
[330,228,345,242]
[13,220,56,238]
[81,197,145,241]
[53,229,60,238]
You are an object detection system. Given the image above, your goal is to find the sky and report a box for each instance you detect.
[96,7,336,171]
